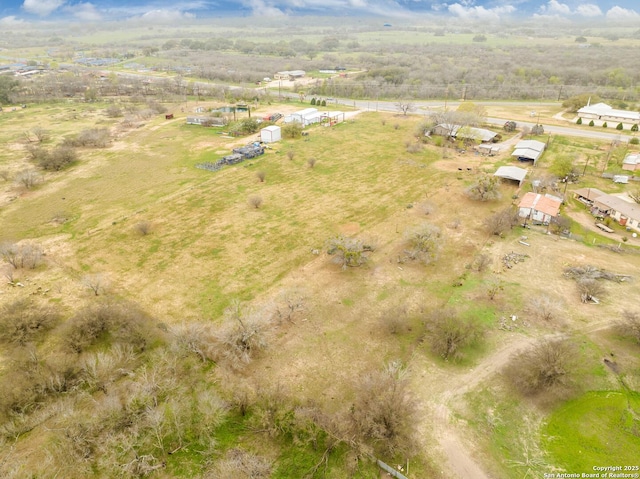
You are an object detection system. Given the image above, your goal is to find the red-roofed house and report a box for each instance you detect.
[518,192,562,224]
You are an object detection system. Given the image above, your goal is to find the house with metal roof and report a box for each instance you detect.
[622,153,640,172]
[577,102,640,126]
[512,140,546,165]
[518,192,561,224]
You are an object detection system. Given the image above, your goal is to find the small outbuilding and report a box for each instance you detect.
[622,153,640,172]
[260,125,281,143]
[494,166,527,187]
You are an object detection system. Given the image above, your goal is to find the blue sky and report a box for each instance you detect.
[0,0,639,24]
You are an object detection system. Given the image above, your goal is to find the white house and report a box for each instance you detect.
[260,125,281,143]
[577,102,640,127]
[593,195,640,233]
[285,108,321,127]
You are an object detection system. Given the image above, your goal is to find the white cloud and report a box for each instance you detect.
[606,6,640,21]
[22,0,66,16]
[575,4,602,17]
[0,16,27,25]
[139,9,196,22]
[245,0,286,16]
[64,2,101,21]
[448,3,515,21]
[539,0,570,15]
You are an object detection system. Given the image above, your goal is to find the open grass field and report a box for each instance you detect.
[1,98,640,477]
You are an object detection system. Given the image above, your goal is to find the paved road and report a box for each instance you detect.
[114,71,632,143]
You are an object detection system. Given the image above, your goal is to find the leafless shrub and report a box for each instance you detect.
[37,146,78,171]
[326,235,371,270]
[63,128,110,148]
[63,300,158,353]
[206,448,273,478]
[15,169,40,189]
[307,157,317,168]
[31,127,50,143]
[393,123,400,130]
[401,223,442,264]
[170,322,217,361]
[503,338,578,396]
[0,169,10,181]
[405,141,423,153]
[82,273,109,296]
[528,296,563,322]
[484,207,519,236]
[216,300,272,368]
[286,150,295,161]
[472,253,492,273]
[0,299,60,346]
[420,202,435,215]
[274,288,306,323]
[105,105,123,118]
[146,100,167,114]
[349,360,417,456]
[248,195,263,209]
[616,310,640,345]
[0,241,43,269]
[423,308,484,361]
[134,220,152,236]
[563,265,630,283]
[256,170,266,182]
[378,305,408,335]
[577,278,606,303]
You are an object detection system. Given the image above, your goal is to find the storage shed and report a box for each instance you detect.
[260,125,281,143]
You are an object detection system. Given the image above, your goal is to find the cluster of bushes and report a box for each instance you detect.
[310,98,327,106]
[27,144,78,171]
[62,128,111,148]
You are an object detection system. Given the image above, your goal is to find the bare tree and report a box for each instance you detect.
[217,300,272,367]
[307,157,317,168]
[31,127,50,143]
[378,305,408,335]
[256,171,266,182]
[423,308,484,361]
[0,241,43,269]
[528,296,563,322]
[472,253,492,273]
[628,189,640,204]
[82,273,109,296]
[504,338,578,396]
[248,195,263,209]
[274,288,306,323]
[484,207,518,236]
[15,169,40,189]
[0,169,10,181]
[286,150,295,161]
[486,277,504,300]
[395,101,415,116]
[350,360,417,456]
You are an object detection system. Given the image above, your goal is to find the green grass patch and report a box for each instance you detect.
[543,390,640,472]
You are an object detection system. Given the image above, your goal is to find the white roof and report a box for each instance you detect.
[294,108,318,117]
[514,140,546,152]
[578,103,640,121]
[494,166,527,183]
[277,70,306,76]
[437,124,497,142]
[261,125,280,132]
[512,148,543,162]
[623,153,640,166]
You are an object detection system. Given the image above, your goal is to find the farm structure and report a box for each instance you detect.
[196,143,265,172]
[512,140,546,165]
[518,192,562,225]
[274,70,306,81]
[577,102,640,128]
[431,124,498,143]
[260,125,281,143]
[284,108,345,127]
[186,116,227,127]
[494,166,527,187]
[573,187,607,206]
[622,153,640,172]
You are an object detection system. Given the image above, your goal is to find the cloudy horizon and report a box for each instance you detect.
[0,0,639,24]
